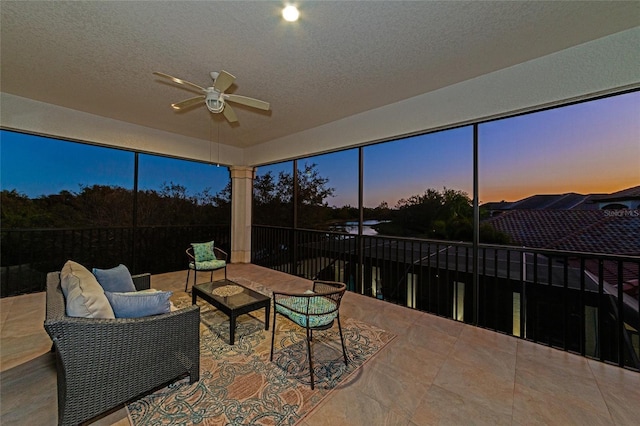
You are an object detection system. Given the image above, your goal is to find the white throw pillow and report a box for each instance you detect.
[60,260,115,319]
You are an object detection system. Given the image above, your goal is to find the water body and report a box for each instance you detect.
[330,220,388,235]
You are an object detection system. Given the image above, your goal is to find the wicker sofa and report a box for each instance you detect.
[44,271,200,426]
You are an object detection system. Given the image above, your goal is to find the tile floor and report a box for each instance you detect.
[1,263,639,425]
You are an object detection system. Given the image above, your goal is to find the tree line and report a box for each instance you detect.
[1,182,231,228]
[253,164,510,244]
[2,163,509,244]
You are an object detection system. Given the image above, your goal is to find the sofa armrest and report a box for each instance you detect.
[45,305,200,425]
[132,273,151,291]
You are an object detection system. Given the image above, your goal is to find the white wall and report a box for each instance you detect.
[0,93,245,165]
[245,27,640,166]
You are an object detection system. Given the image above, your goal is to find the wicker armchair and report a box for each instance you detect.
[270,280,348,389]
[44,271,200,426]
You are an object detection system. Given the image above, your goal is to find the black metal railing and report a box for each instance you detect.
[252,225,640,370]
[0,225,230,297]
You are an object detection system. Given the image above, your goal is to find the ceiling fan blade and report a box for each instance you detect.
[171,95,205,110]
[222,103,238,123]
[214,70,236,93]
[153,71,206,93]
[225,94,270,111]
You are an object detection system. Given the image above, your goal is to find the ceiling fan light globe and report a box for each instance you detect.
[206,97,224,113]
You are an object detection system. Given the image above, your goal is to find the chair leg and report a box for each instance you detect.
[337,315,348,365]
[270,309,277,361]
[306,327,314,390]
[209,271,213,282]
[185,269,190,292]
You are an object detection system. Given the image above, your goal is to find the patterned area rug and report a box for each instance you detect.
[127,278,395,425]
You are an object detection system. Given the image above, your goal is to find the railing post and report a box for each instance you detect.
[293,159,299,275]
[472,124,479,325]
[357,146,364,294]
[132,152,139,273]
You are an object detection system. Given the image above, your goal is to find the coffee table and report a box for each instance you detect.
[192,279,271,345]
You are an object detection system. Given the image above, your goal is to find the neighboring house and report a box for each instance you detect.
[482,185,640,216]
[482,185,640,297]
[590,185,640,210]
[481,191,611,217]
[484,209,639,255]
[507,192,602,210]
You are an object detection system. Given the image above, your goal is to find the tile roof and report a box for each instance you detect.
[590,185,640,202]
[481,201,513,211]
[484,209,640,296]
[508,193,581,210]
[552,213,640,255]
[482,186,640,212]
[577,259,639,296]
[482,193,603,211]
[483,210,640,255]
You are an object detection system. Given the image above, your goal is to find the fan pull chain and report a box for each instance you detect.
[209,117,213,165]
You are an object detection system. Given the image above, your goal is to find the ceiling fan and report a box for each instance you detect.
[153,70,270,123]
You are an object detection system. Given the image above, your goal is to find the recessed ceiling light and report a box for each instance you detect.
[282,5,299,22]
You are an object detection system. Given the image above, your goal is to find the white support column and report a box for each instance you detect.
[229,166,254,263]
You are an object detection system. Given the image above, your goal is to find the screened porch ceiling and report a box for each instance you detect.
[1,1,639,167]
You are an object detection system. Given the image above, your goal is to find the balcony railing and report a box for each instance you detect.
[3,224,637,371]
[0,225,230,297]
[252,225,640,371]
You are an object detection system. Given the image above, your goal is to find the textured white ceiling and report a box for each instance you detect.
[1,1,638,149]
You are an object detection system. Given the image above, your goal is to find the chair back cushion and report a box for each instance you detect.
[191,241,216,262]
[92,264,136,293]
[60,260,115,319]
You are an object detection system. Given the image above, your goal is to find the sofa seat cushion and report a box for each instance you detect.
[104,289,173,318]
[60,260,115,319]
[92,264,136,293]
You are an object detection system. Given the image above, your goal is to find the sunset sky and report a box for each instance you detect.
[290,90,639,207]
[478,91,639,203]
[2,91,639,207]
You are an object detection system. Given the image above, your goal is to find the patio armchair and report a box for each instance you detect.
[185,242,228,291]
[270,280,348,389]
[44,271,200,426]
